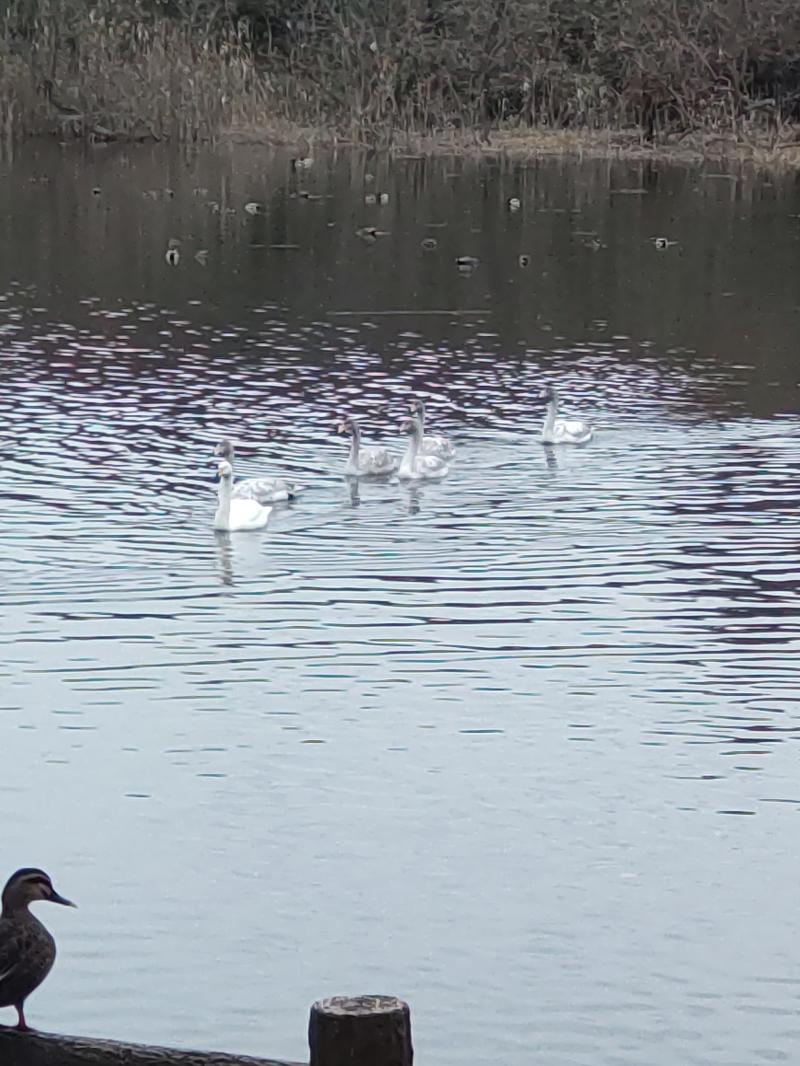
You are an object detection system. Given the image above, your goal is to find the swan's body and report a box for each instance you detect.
[540,386,593,445]
[214,440,299,503]
[398,418,450,480]
[409,399,455,460]
[214,460,272,530]
[338,417,398,477]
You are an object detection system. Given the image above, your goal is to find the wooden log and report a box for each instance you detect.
[308,996,412,1066]
[0,1028,305,1066]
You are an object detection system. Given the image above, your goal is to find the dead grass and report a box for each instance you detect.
[222,119,800,170]
[0,5,278,143]
[5,0,800,170]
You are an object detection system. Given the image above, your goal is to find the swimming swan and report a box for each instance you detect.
[409,398,455,459]
[398,418,450,480]
[214,459,272,530]
[214,439,299,503]
[337,416,398,477]
[540,386,593,444]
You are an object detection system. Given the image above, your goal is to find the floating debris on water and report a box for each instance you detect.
[356,226,389,243]
[455,255,480,272]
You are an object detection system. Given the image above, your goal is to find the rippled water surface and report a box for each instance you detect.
[1,142,800,1065]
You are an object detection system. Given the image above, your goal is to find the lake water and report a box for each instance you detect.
[1,140,799,1066]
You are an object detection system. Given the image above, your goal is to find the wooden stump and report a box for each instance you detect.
[308,995,412,1066]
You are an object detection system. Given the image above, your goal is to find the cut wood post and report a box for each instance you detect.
[308,995,412,1066]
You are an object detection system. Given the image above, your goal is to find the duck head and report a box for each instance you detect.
[2,868,75,914]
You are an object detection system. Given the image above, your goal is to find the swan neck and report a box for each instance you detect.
[402,428,419,471]
[216,476,232,527]
[543,397,558,436]
[349,425,360,463]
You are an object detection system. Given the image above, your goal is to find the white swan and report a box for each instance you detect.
[214,439,299,503]
[398,418,450,480]
[214,459,272,530]
[409,398,455,459]
[337,416,398,477]
[540,386,593,444]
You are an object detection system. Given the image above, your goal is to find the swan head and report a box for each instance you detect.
[400,417,421,438]
[337,417,357,437]
[409,398,425,416]
[540,385,558,405]
[217,459,233,481]
[215,439,234,461]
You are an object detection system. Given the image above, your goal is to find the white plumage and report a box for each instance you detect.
[214,459,272,530]
[540,386,593,445]
[398,418,450,480]
[214,439,300,503]
[409,398,455,460]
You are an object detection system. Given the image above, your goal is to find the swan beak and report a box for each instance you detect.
[336,423,347,435]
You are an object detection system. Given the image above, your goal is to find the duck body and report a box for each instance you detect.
[214,440,300,504]
[0,868,75,1030]
[0,910,56,1023]
[398,418,450,480]
[214,460,272,531]
[540,386,593,444]
[338,418,398,477]
[410,399,455,460]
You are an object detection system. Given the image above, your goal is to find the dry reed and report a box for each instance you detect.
[3,0,800,161]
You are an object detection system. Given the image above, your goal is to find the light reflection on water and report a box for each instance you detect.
[0,144,799,1066]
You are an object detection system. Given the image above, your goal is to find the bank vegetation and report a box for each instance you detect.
[2,0,800,159]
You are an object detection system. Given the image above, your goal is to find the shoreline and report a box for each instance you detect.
[221,123,800,170]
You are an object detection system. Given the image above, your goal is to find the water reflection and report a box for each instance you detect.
[0,144,799,1066]
[214,532,234,586]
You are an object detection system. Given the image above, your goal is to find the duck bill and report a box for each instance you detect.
[51,890,77,908]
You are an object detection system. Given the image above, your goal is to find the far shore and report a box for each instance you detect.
[221,122,800,170]
[7,0,800,172]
